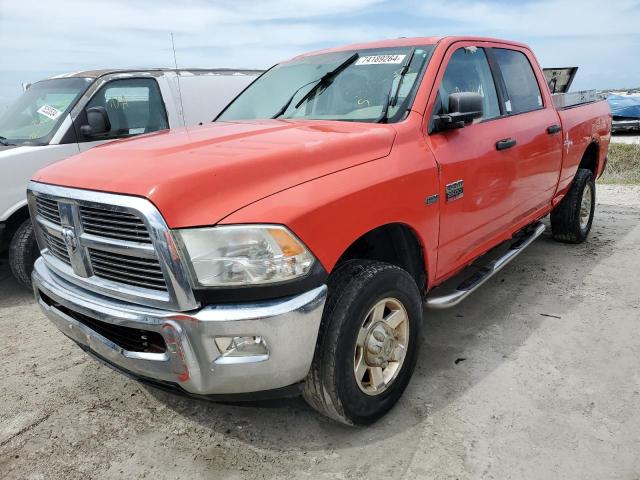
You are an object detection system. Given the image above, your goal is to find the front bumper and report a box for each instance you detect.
[32,258,327,396]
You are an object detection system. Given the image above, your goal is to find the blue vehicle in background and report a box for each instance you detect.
[607,94,640,132]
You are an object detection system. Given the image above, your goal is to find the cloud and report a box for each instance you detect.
[0,0,396,72]
[0,0,638,106]
[421,0,640,36]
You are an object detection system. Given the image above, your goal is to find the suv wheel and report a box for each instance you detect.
[303,260,423,425]
[9,218,39,289]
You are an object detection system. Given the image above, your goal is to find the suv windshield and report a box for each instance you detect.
[0,77,92,146]
[217,46,434,123]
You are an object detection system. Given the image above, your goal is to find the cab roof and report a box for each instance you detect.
[293,36,530,59]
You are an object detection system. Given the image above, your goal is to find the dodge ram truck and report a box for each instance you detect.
[28,37,611,425]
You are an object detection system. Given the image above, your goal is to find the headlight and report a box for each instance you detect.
[176,225,316,287]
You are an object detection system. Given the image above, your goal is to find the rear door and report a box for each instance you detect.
[490,47,563,222]
[426,43,520,278]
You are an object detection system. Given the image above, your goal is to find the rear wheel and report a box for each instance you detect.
[9,219,39,289]
[551,168,595,244]
[303,260,423,425]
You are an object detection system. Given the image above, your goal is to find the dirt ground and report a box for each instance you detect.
[1,185,639,480]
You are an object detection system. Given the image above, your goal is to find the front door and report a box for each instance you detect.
[426,43,519,279]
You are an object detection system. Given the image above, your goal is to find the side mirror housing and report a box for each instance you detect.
[433,92,484,131]
[80,106,111,137]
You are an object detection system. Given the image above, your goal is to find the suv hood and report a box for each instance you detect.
[33,120,396,228]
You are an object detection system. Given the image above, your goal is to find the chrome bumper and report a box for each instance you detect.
[32,258,327,395]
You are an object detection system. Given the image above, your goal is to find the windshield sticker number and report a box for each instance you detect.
[37,104,62,121]
[355,54,407,66]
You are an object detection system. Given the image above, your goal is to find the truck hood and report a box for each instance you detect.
[33,120,396,228]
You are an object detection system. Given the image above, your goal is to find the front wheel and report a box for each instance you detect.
[303,261,423,425]
[551,168,596,244]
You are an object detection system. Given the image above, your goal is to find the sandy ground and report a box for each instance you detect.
[1,185,639,480]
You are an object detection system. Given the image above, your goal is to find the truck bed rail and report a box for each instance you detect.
[552,90,602,110]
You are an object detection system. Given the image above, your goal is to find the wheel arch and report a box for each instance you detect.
[333,222,428,292]
[579,140,601,177]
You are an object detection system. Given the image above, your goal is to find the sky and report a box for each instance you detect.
[1,0,639,109]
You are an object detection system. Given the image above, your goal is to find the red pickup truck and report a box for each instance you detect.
[28,36,611,425]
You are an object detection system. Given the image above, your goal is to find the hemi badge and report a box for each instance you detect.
[445,180,464,202]
[425,194,439,205]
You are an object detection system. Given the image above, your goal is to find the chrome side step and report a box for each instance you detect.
[425,222,546,310]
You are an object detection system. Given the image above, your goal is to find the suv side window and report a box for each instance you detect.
[84,78,168,140]
[437,47,500,122]
[493,48,543,114]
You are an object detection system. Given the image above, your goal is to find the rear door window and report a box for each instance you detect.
[493,48,543,114]
[84,78,168,140]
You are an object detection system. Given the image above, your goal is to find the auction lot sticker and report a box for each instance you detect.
[37,104,62,120]
[355,54,406,65]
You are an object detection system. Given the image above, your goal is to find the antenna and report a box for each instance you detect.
[171,32,186,127]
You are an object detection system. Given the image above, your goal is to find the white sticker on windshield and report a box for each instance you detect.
[37,104,62,120]
[355,54,406,66]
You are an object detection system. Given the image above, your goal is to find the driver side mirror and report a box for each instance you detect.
[433,92,484,131]
[80,106,111,138]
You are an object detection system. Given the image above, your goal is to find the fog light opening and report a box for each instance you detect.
[214,336,269,364]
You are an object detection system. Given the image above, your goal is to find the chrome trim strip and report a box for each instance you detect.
[28,181,198,311]
[426,222,546,309]
[36,215,64,238]
[79,232,156,258]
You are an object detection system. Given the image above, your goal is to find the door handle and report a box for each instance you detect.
[547,124,562,134]
[496,138,516,151]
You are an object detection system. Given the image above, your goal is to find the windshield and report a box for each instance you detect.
[217,46,434,124]
[0,77,92,146]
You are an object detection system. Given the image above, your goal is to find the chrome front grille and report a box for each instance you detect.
[79,205,152,244]
[28,182,198,311]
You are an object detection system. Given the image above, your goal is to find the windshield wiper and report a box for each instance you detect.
[377,48,416,123]
[294,52,359,110]
[272,78,324,119]
[272,52,360,119]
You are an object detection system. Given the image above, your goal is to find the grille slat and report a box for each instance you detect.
[42,230,71,264]
[36,197,62,225]
[91,261,163,278]
[87,247,166,290]
[82,219,148,233]
[80,214,146,227]
[79,205,151,244]
[82,227,151,243]
[89,249,162,268]
[91,267,167,290]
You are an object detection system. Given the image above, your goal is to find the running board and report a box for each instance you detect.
[425,222,546,310]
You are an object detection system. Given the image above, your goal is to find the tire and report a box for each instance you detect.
[551,168,596,244]
[9,218,40,289]
[303,260,423,425]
